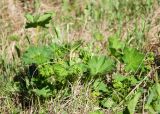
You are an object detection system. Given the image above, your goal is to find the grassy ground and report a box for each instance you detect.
[1,0,160,113]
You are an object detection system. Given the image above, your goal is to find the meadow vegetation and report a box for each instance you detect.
[1,0,160,113]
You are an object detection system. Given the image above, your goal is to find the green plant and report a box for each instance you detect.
[25,12,54,28]
[122,47,145,72]
[108,35,125,60]
[127,91,142,114]
[4,0,159,113]
[145,83,160,113]
[13,32,155,113]
[87,55,115,76]
[22,46,53,65]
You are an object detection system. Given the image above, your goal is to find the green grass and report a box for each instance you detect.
[1,0,160,113]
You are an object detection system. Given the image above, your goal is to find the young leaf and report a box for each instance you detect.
[25,12,53,28]
[25,13,34,23]
[37,12,53,23]
[127,91,141,114]
[108,35,124,50]
[88,56,115,76]
[123,47,145,72]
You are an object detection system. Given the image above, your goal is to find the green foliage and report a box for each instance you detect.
[9,1,158,113]
[93,79,108,92]
[25,12,54,28]
[53,63,69,84]
[101,98,115,108]
[145,83,160,113]
[16,42,90,104]
[25,14,34,23]
[113,74,138,89]
[88,56,115,76]
[127,91,142,114]
[39,64,54,77]
[108,35,145,72]
[22,46,52,65]
[108,35,125,59]
[91,72,141,110]
[123,47,145,72]
[16,37,152,113]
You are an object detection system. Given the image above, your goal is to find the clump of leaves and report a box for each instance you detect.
[91,72,140,110]
[15,32,156,114]
[15,42,90,107]
[25,12,54,28]
[108,35,145,72]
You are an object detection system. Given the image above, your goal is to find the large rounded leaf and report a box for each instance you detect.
[88,56,115,76]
